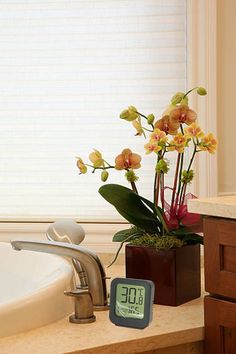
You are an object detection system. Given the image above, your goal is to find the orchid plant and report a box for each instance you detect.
[77,87,217,259]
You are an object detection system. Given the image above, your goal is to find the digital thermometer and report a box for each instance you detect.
[109,278,155,329]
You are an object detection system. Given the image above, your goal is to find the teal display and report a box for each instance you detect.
[109,277,155,329]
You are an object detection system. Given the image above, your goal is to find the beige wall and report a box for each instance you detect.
[217,0,236,194]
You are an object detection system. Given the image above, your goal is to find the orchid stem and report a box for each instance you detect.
[131,181,138,194]
[142,127,153,132]
[182,87,198,100]
[174,125,185,210]
[170,153,181,214]
[180,184,187,205]
[179,144,197,205]
[160,174,165,210]
[154,154,161,207]
[174,152,184,210]
[85,164,115,170]
[136,111,155,130]
[154,173,160,207]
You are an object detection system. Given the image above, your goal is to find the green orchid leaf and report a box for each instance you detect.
[137,194,168,232]
[171,225,197,235]
[108,231,142,267]
[176,233,203,245]
[99,184,160,233]
[112,226,143,242]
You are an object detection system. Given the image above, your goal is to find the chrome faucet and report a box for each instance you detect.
[11,240,109,317]
[46,219,88,289]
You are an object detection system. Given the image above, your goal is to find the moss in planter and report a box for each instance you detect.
[130,234,185,250]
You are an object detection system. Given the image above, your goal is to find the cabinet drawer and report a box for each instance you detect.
[204,217,236,299]
[205,296,236,354]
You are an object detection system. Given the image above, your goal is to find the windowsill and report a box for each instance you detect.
[0,220,127,253]
[0,217,127,223]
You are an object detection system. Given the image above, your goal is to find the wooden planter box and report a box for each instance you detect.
[125,243,201,306]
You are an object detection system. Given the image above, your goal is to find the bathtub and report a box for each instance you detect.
[0,242,74,338]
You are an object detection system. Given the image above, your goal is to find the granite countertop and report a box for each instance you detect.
[0,263,205,354]
[188,195,236,219]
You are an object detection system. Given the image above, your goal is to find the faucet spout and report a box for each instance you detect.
[11,240,108,309]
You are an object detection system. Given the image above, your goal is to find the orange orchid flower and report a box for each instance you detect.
[150,128,168,143]
[154,115,179,135]
[170,105,197,126]
[184,122,204,139]
[199,133,217,154]
[168,133,188,153]
[115,148,141,170]
[144,142,162,154]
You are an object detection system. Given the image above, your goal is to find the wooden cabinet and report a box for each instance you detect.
[204,217,236,353]
[205,296,236,354]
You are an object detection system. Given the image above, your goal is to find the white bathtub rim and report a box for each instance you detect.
[0,241,74,338]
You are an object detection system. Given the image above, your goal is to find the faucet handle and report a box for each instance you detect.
[64,289,96,324]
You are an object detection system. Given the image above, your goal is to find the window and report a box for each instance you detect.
[0,0,187,220]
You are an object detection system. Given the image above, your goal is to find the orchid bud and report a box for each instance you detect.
[128,106,138,112]
[147,114,155,125]
[89,149,104,168]
[120,109,130,120]
[181,95,189,106]
[197,87,207,95]
[120,106,139,122]
[101,170,109,182]
[171,92,184,105]
[76,158,87,174]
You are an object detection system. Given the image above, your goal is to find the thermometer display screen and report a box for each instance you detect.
[115,284,145,319]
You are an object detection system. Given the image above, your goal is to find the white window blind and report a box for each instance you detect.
[0,0,186,221]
